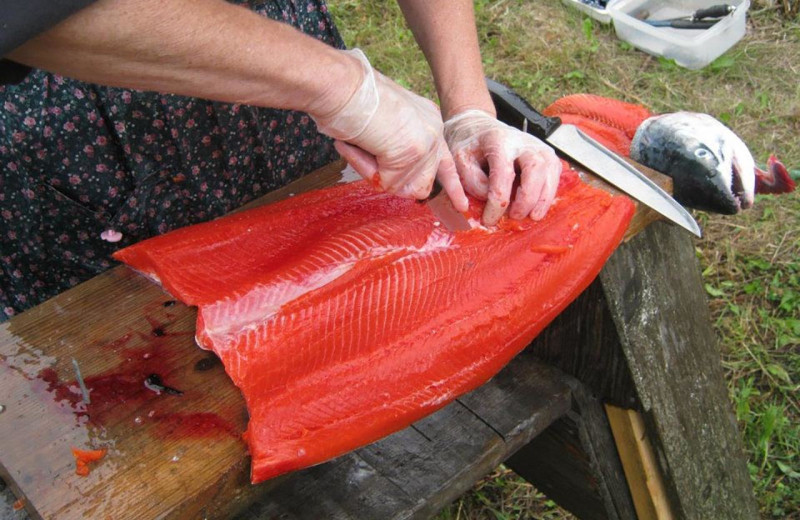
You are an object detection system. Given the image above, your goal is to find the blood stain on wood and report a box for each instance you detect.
[30,330,238,441]
[152,412,241,440]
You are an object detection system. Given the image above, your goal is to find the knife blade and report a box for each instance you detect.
[423,181,471,232]
[486,78,702,238]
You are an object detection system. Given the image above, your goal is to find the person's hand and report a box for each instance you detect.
[443,109,561,226]
[312,49,467,209]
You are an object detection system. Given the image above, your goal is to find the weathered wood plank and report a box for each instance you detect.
[599,221,758,519]
[0,267,252,520]
[508,377,637,520]
[236,358,573,520]
[528,278,639,408]
[605,405,674,520]
[0,160,358,520]
[512,415,607,520]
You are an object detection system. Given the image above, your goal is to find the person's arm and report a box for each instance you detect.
[0,0,97,84]
[398,0,561,226]
[395,0,494,120]
[7,0,358,117]
[7,0,460,203]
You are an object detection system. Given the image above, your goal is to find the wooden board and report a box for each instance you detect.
[0,159,673,520]
[604,405,674,520]
[527,276,640,409]
[0,161,351,520]
[599,221,759,519]
[508,377,638,520]
[238,352,573,520]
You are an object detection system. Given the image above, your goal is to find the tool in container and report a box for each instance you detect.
[643,4,736,29]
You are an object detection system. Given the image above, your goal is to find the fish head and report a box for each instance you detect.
[630,112,756,214]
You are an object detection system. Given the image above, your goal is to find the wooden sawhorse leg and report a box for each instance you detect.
[510,221,758,519]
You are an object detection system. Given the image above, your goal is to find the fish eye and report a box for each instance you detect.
[694,148,711,159]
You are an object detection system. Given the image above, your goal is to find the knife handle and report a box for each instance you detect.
[693,4,735,20]
[486,78,562,140]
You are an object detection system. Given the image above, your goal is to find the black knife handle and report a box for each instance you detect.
[486,78,562,140]
[693,4,734,20]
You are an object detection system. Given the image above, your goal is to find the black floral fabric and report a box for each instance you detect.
[0,0,344,319]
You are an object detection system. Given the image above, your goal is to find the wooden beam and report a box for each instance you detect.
[508,378,638,520]
[529,278,640,409]
[599,221,758,519]
[237,355,574,520]
[605,405,674,520]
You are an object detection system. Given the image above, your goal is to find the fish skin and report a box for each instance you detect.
[114,169,634,484]
[630,112,756,214]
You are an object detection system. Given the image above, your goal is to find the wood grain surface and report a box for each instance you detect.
[599,221,759,519]
[604,404,674,520]
[0,159,674,520]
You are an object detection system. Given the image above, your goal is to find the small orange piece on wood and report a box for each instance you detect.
[71,447,108,476]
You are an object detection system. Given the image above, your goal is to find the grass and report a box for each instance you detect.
[328,1,799,518]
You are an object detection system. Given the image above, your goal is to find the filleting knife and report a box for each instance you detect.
[485,78,701,237]
[424,181,472,231]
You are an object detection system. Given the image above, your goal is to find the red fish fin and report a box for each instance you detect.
[544,94,652,139]
[755,155,796,194]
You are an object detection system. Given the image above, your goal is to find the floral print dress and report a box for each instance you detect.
[0,0,345,319]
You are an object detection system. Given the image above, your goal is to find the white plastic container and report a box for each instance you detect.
[608,0,749,69]
[561,0,621,24]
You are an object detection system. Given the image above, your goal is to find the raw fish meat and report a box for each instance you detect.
[114,165,634,483]
[543,93,651,139]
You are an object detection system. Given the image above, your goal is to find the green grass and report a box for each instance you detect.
[328,1,799,518]
[700,192,800,518]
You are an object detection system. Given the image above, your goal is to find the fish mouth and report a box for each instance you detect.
[730,161,752,210]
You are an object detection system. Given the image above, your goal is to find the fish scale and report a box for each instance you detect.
[114,168,634,483]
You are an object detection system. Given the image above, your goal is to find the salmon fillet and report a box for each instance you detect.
[114,166,634,483]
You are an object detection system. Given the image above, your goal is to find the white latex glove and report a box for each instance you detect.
[312,49,466,208]
[444,109,562,226]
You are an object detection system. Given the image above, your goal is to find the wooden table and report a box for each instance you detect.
[0,160,757,520]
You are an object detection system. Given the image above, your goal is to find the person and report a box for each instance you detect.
[1,0,561,319]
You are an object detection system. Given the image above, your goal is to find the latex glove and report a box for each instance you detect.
[312,49,466,208]
[443,109,562,226]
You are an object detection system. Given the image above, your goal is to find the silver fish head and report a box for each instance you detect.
[630,112,756,214]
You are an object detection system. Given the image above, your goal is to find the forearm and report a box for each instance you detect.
[397,0,494,119]
[6,0,361,117]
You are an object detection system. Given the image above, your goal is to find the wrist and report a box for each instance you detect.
[305,49,367,121]
[440,87,496,121]
[308,48,379,140]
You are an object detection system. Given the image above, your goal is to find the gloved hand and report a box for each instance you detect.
[443,109,562,226]
[312,49,467,209]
